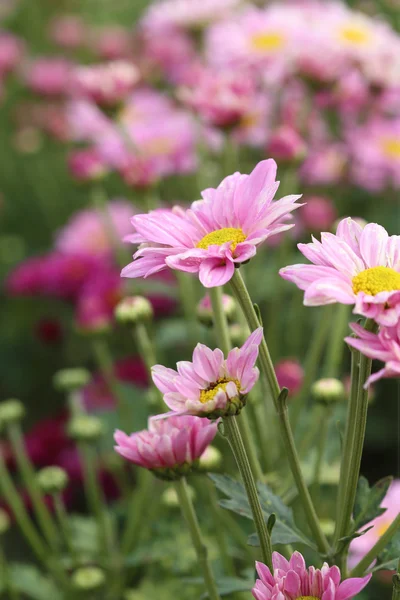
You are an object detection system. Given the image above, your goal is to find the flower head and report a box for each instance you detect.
[152,328,262,418]
[25,58,72,97]
[72,61,140,107]
[141,0,240,31]
[252,551,371,600]
[345,321,400,386]
[122,159,302,287]
[114,415,217,479]
[280,218,400,326]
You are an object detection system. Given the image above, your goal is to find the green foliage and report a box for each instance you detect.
[371,531,400,573]
[8,564,62,600]
[353,476,392,530]
[209,474,316,549]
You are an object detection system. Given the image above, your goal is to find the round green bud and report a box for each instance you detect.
[0,399,25,428]
[228,324,248,347]
[199,446,222,472]
[115,296,153,325]
[162,485,196,508]
[320,518,335,536]
[0,509,10,535]
[68,415,104,443]
[72,566,105,590]
[311,378,345,405]
[36,466,69,495]
[53,368,91,393]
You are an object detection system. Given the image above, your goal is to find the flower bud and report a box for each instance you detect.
[115,296,153,325]
[197,293,236,327]
[275,359,304,396]
[0,399,25,428]
[53,368,91,393]
[36,466,69,495]
[300,196,337,232]
[267,125,307,163]
[68,415,104,443]
[0,509,10,535]
[311,378,345,405]
[228,324,248,347]
[320,518,335,536]
[199,445,222,471]
[72,566,105,590]
[162,484,196,508]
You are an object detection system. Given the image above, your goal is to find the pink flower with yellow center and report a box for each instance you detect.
[345,321,400,386]
[280,218,400,326]
[114,415,218,480]
[152,328,262,418]
[252,551,371,600]
[122,159,302,287]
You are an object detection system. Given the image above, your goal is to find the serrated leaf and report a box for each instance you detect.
[209,474,316,549]
[9,564,62,600]
[370,559,398,573]
[353,476,392,530]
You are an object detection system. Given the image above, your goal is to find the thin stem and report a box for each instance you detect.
[313,406,332,486]
[54,493,78,563]
[350,514,400,577]
[393,561,400,600]
[237,407,263,483]
[0,545,20,600]
[7,424,59,551]
[323,304,350,378]
[230,269,330,555]
[92,337,130,427]
[223,417,273,570]
[209,286,231,354]
[175,477,221,600]
[175,271,199,345]
[205,480,236,574]
[121,469,153,555]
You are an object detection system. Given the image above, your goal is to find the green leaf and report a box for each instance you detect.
[9,564,62,600]
[209,474,316,549]
[67,514,99,555]
[373,530,400,572]
[353,476,392,530]
[200,575,253,598]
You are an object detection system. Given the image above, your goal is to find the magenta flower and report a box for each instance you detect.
[122,159,302,287]
[152,328,262,417]
[345,321,400,386]
[280,218,400,326]
[114,415,217,479]
[252,551,371,600]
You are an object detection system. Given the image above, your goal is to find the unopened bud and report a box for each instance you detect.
[72,566,105,590]
[311,378,345,405]
[0,509,10,535]
[320,518,335,536]
[36,466,69,495]
[0,399,25,428]
[68,414,104,443]
[229,324,248,347]
[162,484,196,508]
[53,368,91,392]
[199,446,222,471]
[115,296,153,325]
[197,294,236,327]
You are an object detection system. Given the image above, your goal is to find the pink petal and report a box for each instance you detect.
[272,552,290,572]
[199,257,235,287]
[336,574,372,600]
[359,223,389,268]
[304,277,355,306]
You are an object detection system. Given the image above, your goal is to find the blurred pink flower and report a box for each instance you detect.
[275,359,304,396]
[300,144,347,186]
[300,196,337,232]
[48,15,86,50]
[267,125,306,163]
[25,57,73,97]
[141,0,240,31]
[56,200,134,257]
[90,26,132,60]
[75,268,123,332]
[122,159,302,287]
[152,328,262,417]
[114,415,218,477]
[252,551,371,600]
[345,321,400,386]
[350,479,400,566]
[68,148,108,181]
[0,32,23,76]
[71,60,140,107]
[280,218,400,326]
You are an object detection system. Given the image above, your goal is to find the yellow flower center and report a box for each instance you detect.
[377,521,390,537]
[298,597,320,600]
[339,25,370,45]
[251,32,285,52]
[199,378,240,404]
[352,266,400,296]
[381,137,400,159]
[196,227,246,252]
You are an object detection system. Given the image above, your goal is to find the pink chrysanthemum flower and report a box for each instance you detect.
[345,321,400,386]
[141,0,240,31]
[72,60,140,107]
[152,328,262,418]
[280,218,400,326]
[114,415,218,479]
[122,159,302,287]
[252,551,371,600]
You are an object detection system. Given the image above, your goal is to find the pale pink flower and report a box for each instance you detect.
[122,159,302,287]
[48,15,86,50]
[141,0,240,31]
[68,148,108,181]
[90,26,132,60]
[300,144,347,186]
[252,551,371,600]
[350,479,400,566]
[25,57,72,97]
[114,415,218,479]
[266,125,306,163]
[280,218,400,326]
[56,200,134,257]
[345,321,400,386]
[71,60,140,107]
[300,196,337,232]
[151,328,262,417]
[0,32,23,76]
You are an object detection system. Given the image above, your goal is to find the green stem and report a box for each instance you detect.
[350,514,400,577]
[393,561,400,600]
[206,480,236,575]
[313,406,332,486]
[323,304,350,378]
[223,416,273,570]
[175,477,221,600]
[53,493,78,563]
[0,451,48,564]
[230,269,330,555]
[121,469,153,555]
[7,424,59,551]
[133,322,164,410]
[175,271,199,345]
[92,337,131,427]
[0,546,20,600]
[237,407,263,482]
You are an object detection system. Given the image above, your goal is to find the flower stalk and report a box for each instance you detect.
[174,477,221,600]
[393,560,400,600]
[350,513,400,577]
